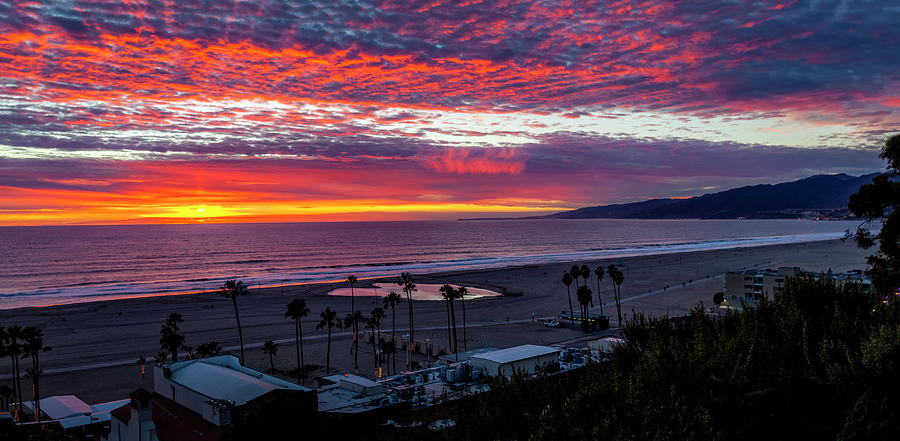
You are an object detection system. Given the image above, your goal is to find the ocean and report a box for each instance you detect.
[0,219,861,309]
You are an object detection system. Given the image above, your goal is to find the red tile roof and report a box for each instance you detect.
[111,389,220,441]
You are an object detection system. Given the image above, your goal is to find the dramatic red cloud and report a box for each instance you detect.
[426,148,528,174]
[0,0,897,224]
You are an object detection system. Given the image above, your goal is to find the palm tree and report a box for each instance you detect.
[0,327,11,413]
[562,272,575,329]
[316,307,342,373]
[22,326,50,424]
[136,356,147,379]
[380,340,397,376]
[382,291,402,370]
[369,308,387,366]
[262,340,278,372]
[155,351,168,363]
[396,272,417,352]
[440,284,460,358]
[570,265,582,287]
[577,285,592,331]
[285,298,310,381]
[220,279,249,364]
[344,311,365,373]
[346,275,359,370]
[581,265,592,306]
[594,265,605,314]
[3,325,24,419]
[608,265,625,324]
[196,342,222,358]
[371,307,386,344]
[365,317,379,371]
[0,385,13,412]
[457,286,469,351]
[159,312,185,362]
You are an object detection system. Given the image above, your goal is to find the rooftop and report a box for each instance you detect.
[470,345,560,365]
[439,347,499,363]
[25,395,129,429]
[164,355,310,405]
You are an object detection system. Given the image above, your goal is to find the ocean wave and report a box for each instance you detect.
[0,230,848,309]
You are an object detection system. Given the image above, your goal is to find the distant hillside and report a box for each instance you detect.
[466,173,879,220]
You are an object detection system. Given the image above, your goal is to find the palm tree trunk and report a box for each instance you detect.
[33,354,40,424]
[299,321,305,380]
[461,295,467,351]
[596,278,603,314]
[7,358,17,417]
[294,319,301,382]
[351,286,358,372]
[449,299,458,360]
[326,326,332,373]
[353,321,359,373]
[445,300,452,351]
[14,356,22,418]
[566,286,574,329]
[613,282,622,325]
[405,289,414,350]
[391,309,396,372]
[372,334,378,371]
[231,297,245,364]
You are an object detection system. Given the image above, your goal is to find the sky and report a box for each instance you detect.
[1,0,898,225]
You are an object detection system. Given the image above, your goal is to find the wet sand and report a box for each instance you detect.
[0,238,870,404]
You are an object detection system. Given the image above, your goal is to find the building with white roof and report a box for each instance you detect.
[469,345,561,377]
[24,395,128,430]
[109,355,316,441]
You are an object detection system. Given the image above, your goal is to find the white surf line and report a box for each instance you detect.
[0,318,534,380]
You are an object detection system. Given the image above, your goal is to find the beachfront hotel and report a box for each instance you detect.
[723,267,871,308]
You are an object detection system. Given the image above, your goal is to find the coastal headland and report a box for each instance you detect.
[0,238,869,404]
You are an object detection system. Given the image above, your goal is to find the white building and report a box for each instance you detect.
[469,345,560,377]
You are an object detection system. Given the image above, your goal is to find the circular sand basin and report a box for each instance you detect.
[329,283,501,301]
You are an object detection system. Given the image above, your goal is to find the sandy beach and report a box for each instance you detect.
[0,238,870,404]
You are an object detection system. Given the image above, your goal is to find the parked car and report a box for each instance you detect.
[543,320,562,328]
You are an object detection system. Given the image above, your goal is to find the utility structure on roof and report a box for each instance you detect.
[469,345,561,377]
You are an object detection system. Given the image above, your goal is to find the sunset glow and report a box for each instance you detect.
[1,0,897,224]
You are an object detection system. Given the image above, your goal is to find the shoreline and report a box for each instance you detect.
[0,238,871,404]
[1,232,851,311]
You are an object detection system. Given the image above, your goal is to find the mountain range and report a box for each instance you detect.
[465,173,879,220]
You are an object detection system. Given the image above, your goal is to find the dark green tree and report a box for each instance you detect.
[608,264,624,324]
[316,307,342,373]
[849,134,900,295]
[382,291,402,370]
[396,272,417,358]
[159,312,185,362]
[2,325,24,419]
[594,265,605,314]
[22,326,50,424]
[285,298,310,381]
[346,275,359,371]
[196,342,222,358]
[458,286,469,351]
[220,279,249,364]
[562,272,575,329]
[262,340,278,372]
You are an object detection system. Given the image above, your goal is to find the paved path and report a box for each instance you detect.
[0,318,535,380]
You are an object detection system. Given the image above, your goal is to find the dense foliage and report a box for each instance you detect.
[447,277,900,440]
[849,134,900,294]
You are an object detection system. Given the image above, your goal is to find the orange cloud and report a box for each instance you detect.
[425,148,528,174]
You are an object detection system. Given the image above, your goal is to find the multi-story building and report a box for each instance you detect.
[723,267,871,309]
